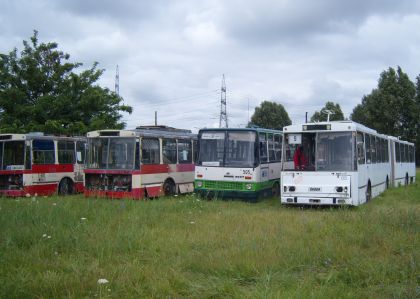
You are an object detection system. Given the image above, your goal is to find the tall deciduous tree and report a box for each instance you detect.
[350,67,418,142]
[249,101,291,130]
[310,101,344,122]
[0,31,132,135]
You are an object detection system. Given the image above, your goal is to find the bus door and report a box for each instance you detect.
[357,132,367,204]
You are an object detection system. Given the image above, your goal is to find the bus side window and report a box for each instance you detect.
[384,140,389,162]
[274,134,282,162]
[58,140,75,164]
[177,139,192,164]
[395,142,400,162]
[193,140,198,163]
[268,134,276,162]
[404,144,408,163]
[376,137,382,163]
[134,141,140,169]
[365,134,371,164]
[33,139,55,164]
[357,132,365,165]
[370,135,376,163]
[141,138,160,164]
[162,139,177,164]
[76,141,86,164]
[259,133,268,163]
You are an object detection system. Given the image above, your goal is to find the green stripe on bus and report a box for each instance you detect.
[194,179,278,192]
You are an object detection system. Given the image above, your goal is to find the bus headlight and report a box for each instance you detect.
[245,183,252,190]
[336,186,343,192]
[288,186,296,192]
[196,181,203,187]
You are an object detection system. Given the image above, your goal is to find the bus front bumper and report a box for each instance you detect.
[281,196,351,205]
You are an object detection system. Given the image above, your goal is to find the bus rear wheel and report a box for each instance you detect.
[163,179,176,196]
[58,178,73,196]
[365,182,372,202]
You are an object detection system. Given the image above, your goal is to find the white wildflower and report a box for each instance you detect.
[52,203,57,206]
[81,217,87,220]
[174,194,178,197]
[34,193,38,197]
[25,193,30,198]
[97,278,109,284]
[47,235,51,239]
[190,221,195,224]
[42,234,47,238]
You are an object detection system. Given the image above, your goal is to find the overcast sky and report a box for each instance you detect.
[1,0,420,132]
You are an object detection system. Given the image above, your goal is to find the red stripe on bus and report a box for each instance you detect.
[31,164,74,173]
[140,164,169,174]
[176,164,195,172]
[84,164,195,175]
[24,183,58,196]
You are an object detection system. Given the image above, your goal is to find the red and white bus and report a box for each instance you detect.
[0,133,86,197]
[84,126,197,199]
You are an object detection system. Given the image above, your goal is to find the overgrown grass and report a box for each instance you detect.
[0,173,419,298]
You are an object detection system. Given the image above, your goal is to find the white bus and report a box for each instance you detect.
[194,128,283,201]
[281,121,416,206]
[84,126,197,199]
[0,133,86,197]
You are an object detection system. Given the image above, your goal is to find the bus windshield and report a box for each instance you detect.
[87,137,136,169]
[284,132,354,171]
[0,141,25,170]
[199,131,256,168]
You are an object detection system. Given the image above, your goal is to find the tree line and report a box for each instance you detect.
[1,32,419,163]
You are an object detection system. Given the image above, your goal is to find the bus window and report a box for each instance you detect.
[76,141,86,164]
[178,139,192,164]
[316,132,354,171]
[33,139,55,164]
[268,134,276,162]
[259,133,268,163]
[108,138,135,170]
[162,139,177,164]
[385,139,389,162]
[141,138,160,164]
[365,134,371,164]
[409,145,414,162]
[376,137,382,163]
[25,143,31,169]
[274,134,282,162]
[357,132,365,165]
[193,139,198,163]
[58,140,75,164]
[134,141,140,169]
[2,141,25,170]
[395,142,400,162]
[370,135,376,163]
[225,131,256,168]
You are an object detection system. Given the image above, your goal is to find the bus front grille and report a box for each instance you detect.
[204,181,244,190]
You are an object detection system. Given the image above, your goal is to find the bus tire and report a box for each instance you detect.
[272,182,280,197]
[366,182,372,203]
[58,178,73,196]
[163,179,176,196]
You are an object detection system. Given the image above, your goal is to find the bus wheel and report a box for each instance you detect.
[58,178,73,196]
[405,173,409,186]
[272,182,280,197]
[366,182,372,202]
[163,179,176,196]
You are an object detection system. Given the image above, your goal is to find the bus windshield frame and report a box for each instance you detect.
[0,141,26,170]
[87,137,136,170]
[198,130,257,168]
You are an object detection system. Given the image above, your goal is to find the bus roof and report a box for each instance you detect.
[283,121,413,145]
[0,133,85,142]
[87,129,196,139]
[198,127,283,134]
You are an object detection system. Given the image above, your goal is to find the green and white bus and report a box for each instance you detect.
[194,128,283,200]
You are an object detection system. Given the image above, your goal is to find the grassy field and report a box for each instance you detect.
[0,174,419,298]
